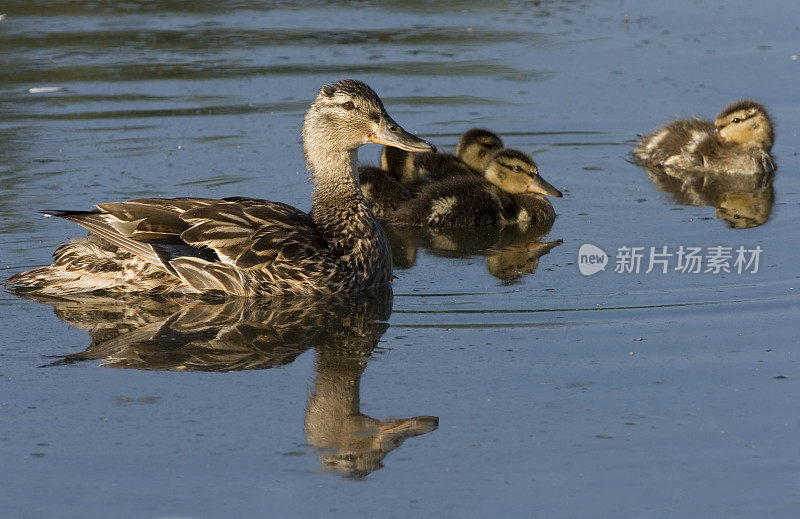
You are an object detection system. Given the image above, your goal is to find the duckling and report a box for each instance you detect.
[414,127,505,182]
[380,144,424,187]
[5,79,434,296]
[455,128,506,171]
[391,148,562,227]
[634,100,775,175]
[357,165,412,219]
[358,129,503,215]
[380,127,504,185]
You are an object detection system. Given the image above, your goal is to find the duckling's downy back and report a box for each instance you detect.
[390,148,561,228]
[634,99,775,175]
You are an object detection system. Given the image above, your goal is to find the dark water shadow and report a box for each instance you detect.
[0,108,45,234]
[385,218,561,284]
[12,287,437,478]
[641,164,775,229]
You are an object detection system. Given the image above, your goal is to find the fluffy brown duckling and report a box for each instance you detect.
[357,165,412,219]
[381,127,504,186]
[359,128,503,217]
[634,100,775,175]
[391,148,562,227]
[455,128,507,171]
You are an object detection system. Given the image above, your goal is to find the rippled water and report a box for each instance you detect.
[2,1,799,517]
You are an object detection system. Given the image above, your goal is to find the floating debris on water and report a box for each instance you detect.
[27,86,64,94]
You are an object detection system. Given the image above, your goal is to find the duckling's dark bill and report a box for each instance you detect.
[526,176,563,197]
[369,114,434,152]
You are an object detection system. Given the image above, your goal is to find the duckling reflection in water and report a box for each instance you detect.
[634,100,775,175]
[645,165,774,229]
[384,219,562,283]
[391,148,562,227]
[17,288,437,477]
[486,239,562,284]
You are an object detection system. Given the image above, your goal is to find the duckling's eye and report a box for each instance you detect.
[512,165,522,172]
[732,117,742,123]
[342,101,355,111]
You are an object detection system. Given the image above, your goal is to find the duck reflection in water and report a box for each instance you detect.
[642,166,774,229]
[307,337,438,478]
[385,217,562,284]
[14,286,437,478]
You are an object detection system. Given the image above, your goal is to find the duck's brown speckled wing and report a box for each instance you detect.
[40,197,337,296]
[135,197,334,295]
[179,199,328,270]
[96,197,217,237]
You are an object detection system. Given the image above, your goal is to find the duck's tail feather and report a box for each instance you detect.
[46,210,164,267]
[5,237,179,294]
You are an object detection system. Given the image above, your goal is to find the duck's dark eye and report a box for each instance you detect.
[342,101,355,110]
[732,117,742,123]
[512,165,522,172]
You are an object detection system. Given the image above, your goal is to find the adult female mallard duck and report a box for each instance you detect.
[391,148,562,227]
[6,79,434,296]
[633,100,775,175]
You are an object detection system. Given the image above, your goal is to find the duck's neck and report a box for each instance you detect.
[307,352,366,427]
[306,146,391,288]
[310,148,362,208]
